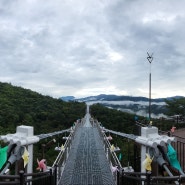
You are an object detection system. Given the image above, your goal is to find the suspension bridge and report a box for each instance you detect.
[1,106,185,185]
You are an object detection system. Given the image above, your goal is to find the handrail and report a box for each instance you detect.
[95,121,122,184]
[102,130,122,168]
[52,130,74,167]
[51,123,79,184]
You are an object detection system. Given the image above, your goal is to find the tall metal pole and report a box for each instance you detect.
[147,52,153,123]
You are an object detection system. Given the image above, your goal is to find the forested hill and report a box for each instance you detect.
[0,82,86,135]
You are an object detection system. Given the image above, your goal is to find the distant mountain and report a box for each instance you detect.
[60,94,184,118]
[73,94,184,103]
[60,96,75,102]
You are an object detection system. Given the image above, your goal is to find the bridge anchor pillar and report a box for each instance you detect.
[16,125,36,174]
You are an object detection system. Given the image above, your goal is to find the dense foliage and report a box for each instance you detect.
[90,103,136,133]
[0,82,86,135]
[0,82,86,170]
[165,97,185,116]
[90,103,175,133]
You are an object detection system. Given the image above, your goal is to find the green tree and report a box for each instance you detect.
[165,97,185,116]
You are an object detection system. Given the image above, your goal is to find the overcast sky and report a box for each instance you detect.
[0,0,184,98]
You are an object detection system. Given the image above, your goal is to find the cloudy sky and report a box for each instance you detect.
[0,0,184,98]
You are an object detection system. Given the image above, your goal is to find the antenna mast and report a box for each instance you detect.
[147,52,153,123]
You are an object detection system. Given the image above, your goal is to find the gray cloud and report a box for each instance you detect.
[0,0,185,98]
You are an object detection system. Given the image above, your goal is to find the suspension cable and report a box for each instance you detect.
[36,128,71,140]
[103,128,138,140]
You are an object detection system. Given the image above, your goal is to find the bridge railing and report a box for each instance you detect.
[51,123,78,184]
[94,120,122,184]
[0,168,56,185]
[171,135,185,172]
[96,121,122,165]
[120,170,185,185]
[104,135,122,184]
[117,131,185,185]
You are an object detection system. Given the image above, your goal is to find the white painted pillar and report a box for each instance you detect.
[16,125,35,174]
[140,126,158,173]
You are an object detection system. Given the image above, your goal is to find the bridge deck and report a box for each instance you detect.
[59,114,115,185]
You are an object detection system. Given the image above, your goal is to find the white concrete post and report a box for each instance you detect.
[135,126,176,176]
[140,126,158,173]
[16,125,35,174]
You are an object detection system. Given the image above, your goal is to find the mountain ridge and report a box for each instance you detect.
[60,94,184,102]
[60,94,184,118]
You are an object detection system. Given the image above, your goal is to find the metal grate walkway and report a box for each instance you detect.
[59,114,115,185]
